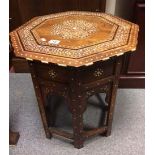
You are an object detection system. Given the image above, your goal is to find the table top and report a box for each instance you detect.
[10,11,139,67]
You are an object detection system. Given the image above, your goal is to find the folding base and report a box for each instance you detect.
[28,56,122,148]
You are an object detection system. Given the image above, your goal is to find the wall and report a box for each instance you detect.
[105,0,116,15]
[114,0,135,20]
[106,0,135,20]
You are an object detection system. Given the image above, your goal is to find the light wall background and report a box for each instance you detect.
[105,0,133,20]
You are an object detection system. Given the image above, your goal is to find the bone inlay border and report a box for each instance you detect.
[17,12,132,59]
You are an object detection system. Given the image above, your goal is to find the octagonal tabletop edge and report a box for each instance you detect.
[10,11,139,67]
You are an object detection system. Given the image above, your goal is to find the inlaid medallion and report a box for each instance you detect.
[51,20,97,39]
[10,11,139,67]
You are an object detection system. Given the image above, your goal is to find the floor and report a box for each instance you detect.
[9,74,145,155]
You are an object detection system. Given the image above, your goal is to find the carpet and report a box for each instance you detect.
[9,74,145,155]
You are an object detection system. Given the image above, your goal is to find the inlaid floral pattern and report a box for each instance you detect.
[10,11,139,67]
[48,69,56,78]
[51,20,97,39]
[93,68,104,77]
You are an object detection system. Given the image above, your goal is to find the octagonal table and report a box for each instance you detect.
[10,11,139,149]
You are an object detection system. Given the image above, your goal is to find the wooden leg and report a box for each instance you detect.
[9,130,20,145]
[68,70,85,148]
[72,113,84,149]
[105,83,118,136]
[28,62,51,139]
[97,84,112,136]
[105,57,122,136]
[34,83,52,139]
[70,93,85,149]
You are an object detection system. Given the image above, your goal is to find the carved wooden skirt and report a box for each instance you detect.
[28,55,122,149]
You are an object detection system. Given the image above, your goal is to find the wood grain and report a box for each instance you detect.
[10,11,139,67]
